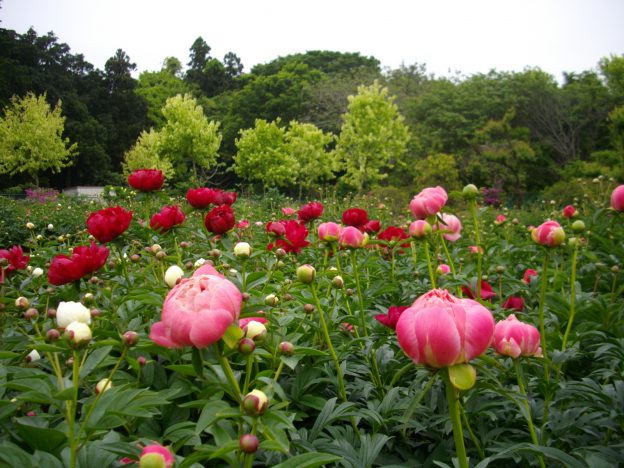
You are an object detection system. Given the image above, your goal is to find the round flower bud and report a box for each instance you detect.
[571,220,585,233]
[238,337,256,354]
[304,303,315,314]
[194,258,207,267]
[243,320,267,342]
[462,184,479,199]
[264,294,279,306]
[242,389,269,416]
[24,308,39,320]
[15,297,30,309]
[26,350,41,363]
[331,275,344,289]
[139,444,174,468]
[296,264,316,284]
[56,301,91,328]
[130,254,141,263]
[279,341,294,356]
[234,242,251,258]
[137,356,147,367]
[65,321,92,345]
[409,220,432,239]
[26,222,35,230]
[239,434,259,454]
[275,248,287,259]
[179,241,190,249]
[164,265,184,287]
[122,330,139,347]
[46,329,60,342]
[31,267,44,278]
[82,293,95,305]
[95,378,112,394]
[155,251,167,260]
[150,244,162,253]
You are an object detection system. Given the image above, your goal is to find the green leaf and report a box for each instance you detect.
[222,325,244,349]
[0,351,19,359]
[79,345,113,379]
[15,418,67,454]
[272,452,343,468]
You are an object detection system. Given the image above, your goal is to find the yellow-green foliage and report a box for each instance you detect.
[122,128,175,178]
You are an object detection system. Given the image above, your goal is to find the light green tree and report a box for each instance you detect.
[413,153,461,191]
[234,119,298,190]
[334,81,410,191]
[136,70,188,128]
[286,120,336,196]
[158,94,222,180]
[122,128,174,179]
[0,93,77,186]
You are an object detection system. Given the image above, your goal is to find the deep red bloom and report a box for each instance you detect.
[0,245,30,272]
[266,221,286,237]
[562,204,577,219]
[363,220,381,234]
[502,296,525,312]
[150,205,185,232]
[48,242,109,285]
[378,226,409,244]
[268,220,310,254]
[127,169,164,191]
[342,208,369,228]
[375,305,409,330]
[297,201,323,223]
[86,206,132,243]
[204,205,235,234]
[186,188,222,208]
[216,191,237,206]
[462,280,496,301]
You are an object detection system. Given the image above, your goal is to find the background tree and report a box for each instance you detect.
[158,93,222,182]
[334,81,410,191]
[285,120,336,196]
[136,68,188,128]
[233,118,297,190]
[0,92,76,186]
[413,153,461,191]
[122,128,174,179]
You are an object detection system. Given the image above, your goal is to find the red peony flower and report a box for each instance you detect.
[363,219,381,234]
[186,188,222,208]
[502,296,525,312]
[375,305,409,330]
[216,190,237,206]
[523,268,538,283]
[562,204,577,219]
[266,221,286,237]
[297,201,323,223]
[86,206,133,243]
[48,242,109,285]
[0,245,30,272]
[342,208,369,228]
[127,169,164,192]
[378,226,410,245]
[204,205,235,234]
[268,220,310,254]
[462,280,496,301]
[150,205,185,233]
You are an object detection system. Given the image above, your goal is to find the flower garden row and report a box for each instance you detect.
[1,170,623,467]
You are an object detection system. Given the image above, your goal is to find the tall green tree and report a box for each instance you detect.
[136,69,188,128]
[334,81,410,191]
[0,93,77,186]
[158,94,222,181]
[122,128,174,178]
[233,119,297,190]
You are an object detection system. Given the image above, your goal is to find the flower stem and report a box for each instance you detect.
[215,342,242,402]
[537,252,550,373]
[561,242,579,351]
[514,359,546,468]
[68,350,81,468]
[423,240,436,288]
[443,368,468,468]
[468,200,483,298]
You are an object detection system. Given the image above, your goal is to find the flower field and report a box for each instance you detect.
[1,174,623,468]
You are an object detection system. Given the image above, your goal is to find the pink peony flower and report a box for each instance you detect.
[492,314,541,358]
[437,264,451,275]
[531,220,565,247]
[409,186,448,219]
[523,269,538,284]
[434,213,462,242]
[363,220,381,234]
[281,207,296,217]
[562,205,577,219]
[139,444,174,468]
[149,264,242,348]
[494,214,506,225]
[396,289,495,368]
[338,226,366,249]
[611,185,624,211]
[408,219,432,239]
[317,222,342,242]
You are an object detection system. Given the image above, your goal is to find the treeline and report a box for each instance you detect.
[1,27,623,199]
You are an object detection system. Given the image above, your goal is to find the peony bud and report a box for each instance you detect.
[304,303,315,314]
[164,265,184,287]
[137,356,147,367]
[65,321,92,345]
[239,434,259,454]
[409,220,432,239]
[31,267,44,278]
[238,337,256,354]
[150,244,162,253]
[331,275,344,289]
[571,220,585,233]
[26,222,35,230]
[56,301,91,328]
[243,321,267,342]
[296,264,316,284]
[155,251,167,260]
[279,341,295,355]
[264,294,279,306]
[233,242,251,258]
[122,331,139,347]
[15,297,30,309]
[46,329,60,342]
[242,389,269,416]
[462,184,479,199]
[274,248,286,259]
[95,378,112,394]
[139,444,174,468]
[26,349,41,363]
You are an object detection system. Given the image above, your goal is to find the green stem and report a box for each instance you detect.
[460,402,485,460]
[424,240,436,288]
[468,200,483,299]
[68,350,81,468]
[351,251,369,338]
[443,368,468,468]
[514,359,546,468]
[537,252,550,370]
[410,241,419,271]
[242,354,254,395]
[215,342,242,402]
[311,283,347,402]
[561,243,579,351]
[273,360,285,383]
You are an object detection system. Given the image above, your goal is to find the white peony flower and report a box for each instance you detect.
[56,301,91,328]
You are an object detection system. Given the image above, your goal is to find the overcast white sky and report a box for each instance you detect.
[2,0,623,80]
